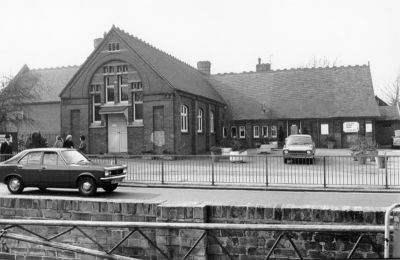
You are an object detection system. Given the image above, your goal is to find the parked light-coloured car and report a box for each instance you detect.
[392,130,400,148]
[283,134,316,164]
[0,148,127,196]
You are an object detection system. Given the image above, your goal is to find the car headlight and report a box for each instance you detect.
[105,170,110,177]
[306,150,311,154]
[123,168,127,174]
[283,150,289,154]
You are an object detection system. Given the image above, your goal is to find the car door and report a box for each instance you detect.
[40,151,70,188]
[16,151,43,186]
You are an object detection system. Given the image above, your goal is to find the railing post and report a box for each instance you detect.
[211,159,215,186]
[114,155,117,165]
[323,156,326,188]
[385,154,388,189]
[265,156,269,187]
[161,160,165,184]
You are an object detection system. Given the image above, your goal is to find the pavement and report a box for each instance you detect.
[0,184,398,210]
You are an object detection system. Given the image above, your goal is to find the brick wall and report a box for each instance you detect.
[0,197,389,259]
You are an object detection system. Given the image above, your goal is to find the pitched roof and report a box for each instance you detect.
[113,27,225,104]
[26,65,79,102]
[379,105,400,120]
[212,65,381,120]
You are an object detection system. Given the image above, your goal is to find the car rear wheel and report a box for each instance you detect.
[7,176,24,194]
[78,177,97,196]
[103,184,118,193]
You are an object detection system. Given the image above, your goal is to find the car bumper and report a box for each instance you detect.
[100,174,127,184]
[283,153,314,159]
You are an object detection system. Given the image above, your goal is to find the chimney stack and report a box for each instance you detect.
[94,38,103,49]
[256,58,271,72]
[197,61,211,75]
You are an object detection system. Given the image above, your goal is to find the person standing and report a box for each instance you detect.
[63,135,74,148]
[0,134,13,161]
[78,135,87,153]
[53,135,63,148]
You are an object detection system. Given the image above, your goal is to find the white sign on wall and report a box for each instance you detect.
[343,122,359,133]
[366,123,372,133]
[321,124,329,135]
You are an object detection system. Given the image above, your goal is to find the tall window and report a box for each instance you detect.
[131,81,143,122]
[231,126,237,138]
[210,111,215,133]
[262,126,268,138]
[222,126,227,138]
[181,105,188,133]
[105,76,114,103]
[253,126,260,138]
[118,75,128,103]
[197,109,203,133]
[239,126,246,139]
[90,85,101,123]
[271,125,277,138]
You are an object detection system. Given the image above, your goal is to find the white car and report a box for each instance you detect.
[392,130,400,148]
[283,135,316,164]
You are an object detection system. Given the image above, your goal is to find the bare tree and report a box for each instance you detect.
[298,57,338,68]
[0,69,40,132]
[381,74,400,106]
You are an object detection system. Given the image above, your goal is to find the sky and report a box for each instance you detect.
[0,0,399,100]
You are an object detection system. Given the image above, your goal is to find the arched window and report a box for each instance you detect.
[210,111,215,133]
[197,109,203,133]
[181,105,188,133]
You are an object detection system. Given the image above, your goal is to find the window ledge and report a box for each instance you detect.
[128,122,144,128]
[90,123,105,128]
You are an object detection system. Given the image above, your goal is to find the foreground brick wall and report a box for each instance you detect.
[0,197,389,259]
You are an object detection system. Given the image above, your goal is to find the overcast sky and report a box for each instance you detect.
[1,0,399,99]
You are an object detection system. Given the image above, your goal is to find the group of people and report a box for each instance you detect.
[53,134,87,153]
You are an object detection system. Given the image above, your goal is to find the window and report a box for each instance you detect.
[253,126,260,138]
[109,66,114,73]
[19,152,42,165]
[123,65,128,72]
[131,81,143,90]
[197,109,203,133]
[239,126,246,139]
[366,122,372,133]
[222,127,227,138]
[118,76,128,103]
[43,152,63,166]
[210,111,215,133]
[117,65,122,73]
[132,92,143,121]
[271,125,277,138]
[105,77,114,103]
[231,126,237,138]
[262,126,268,138]
[108,43,120,51]
[92,94,101,122]
[181,105,188,133]
[103,66,108,74]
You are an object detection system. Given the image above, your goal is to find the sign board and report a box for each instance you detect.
[321,124,329,135]
[366,123,372,133]
[343,122,359,133]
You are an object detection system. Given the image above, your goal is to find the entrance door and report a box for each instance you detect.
[153,106,165,154]
[71,110,80,147]
[108,114,128,153]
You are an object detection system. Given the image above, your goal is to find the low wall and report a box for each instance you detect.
[0,197,389,259]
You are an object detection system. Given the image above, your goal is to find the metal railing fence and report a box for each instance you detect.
[0,219,391,259]
[87,154,400,189]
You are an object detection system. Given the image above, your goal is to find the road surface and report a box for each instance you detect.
[0,184,398,209]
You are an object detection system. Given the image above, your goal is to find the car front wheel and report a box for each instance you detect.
[78,176,97,196]
[7,176,24,194]
[103,184,118,193]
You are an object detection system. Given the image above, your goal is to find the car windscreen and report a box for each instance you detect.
[61,150,90,164]
[395,130,400,137]
[286,136,312,145]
